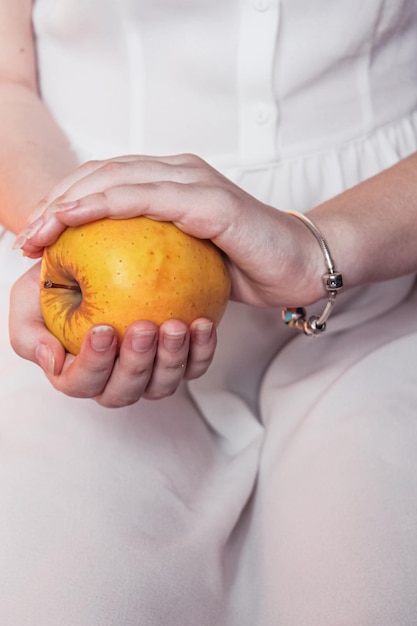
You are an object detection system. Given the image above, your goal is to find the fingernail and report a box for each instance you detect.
[91,325,115,351]
[131,330,157,352]
[194,322,213,345]
[11,215,45,249]
[11,235,27,250]
[28,204,47,223]
[35,344,55,375]
[23,215,45,239]
[163,330,186,352]
[49,200,80,213]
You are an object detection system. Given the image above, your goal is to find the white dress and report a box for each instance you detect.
[1,0,417,624]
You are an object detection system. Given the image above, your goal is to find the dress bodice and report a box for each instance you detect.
[32,0,417,166]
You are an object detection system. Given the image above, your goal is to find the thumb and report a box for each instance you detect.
[9,262,66,376]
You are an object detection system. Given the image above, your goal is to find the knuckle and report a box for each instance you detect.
[185,363,210,380]
[96,395,139,409]
[81,159,101,172]
[63,374,105,399]
[120,355,154,378]
[9,334,32,364]
[100,188,115,205]
[179,153,208,169]
[179,152,199,164]
[8,327,20,355]
[192,355,212,368]
[99,160,127,176]
[166,360,187,372]
[144,388,175,400]
[58,374,108,399]
[60,384,98,399]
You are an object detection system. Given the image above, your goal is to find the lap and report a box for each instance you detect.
[3,221,417,623]
[0,279,260,625]
[254,279,417,625]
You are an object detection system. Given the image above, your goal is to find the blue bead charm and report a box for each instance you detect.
[282,307,306,326]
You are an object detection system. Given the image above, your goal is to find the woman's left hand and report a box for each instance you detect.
[15,153,321,308]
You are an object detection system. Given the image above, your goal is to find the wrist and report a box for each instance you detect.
[279,211,328,306]
[282,211,344,335]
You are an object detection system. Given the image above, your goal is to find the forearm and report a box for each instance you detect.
[0,83,78,234]
[308,152,417,291]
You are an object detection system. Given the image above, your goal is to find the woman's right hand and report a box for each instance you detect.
[9,261,218,408]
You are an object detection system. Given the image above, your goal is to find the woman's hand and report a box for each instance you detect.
[15,154,323,308]
[9,262,217,408]
[10,153,325,407]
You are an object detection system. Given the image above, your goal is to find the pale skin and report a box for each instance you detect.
[3,1,417,408]
[1,0,218,407]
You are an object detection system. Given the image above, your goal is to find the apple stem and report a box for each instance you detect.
[43,280,81,292]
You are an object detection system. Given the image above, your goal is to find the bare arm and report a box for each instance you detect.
[3,2,217,407]
[0,0,78,234]
[309,152,417,291]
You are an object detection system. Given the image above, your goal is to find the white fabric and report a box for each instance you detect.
[1,0,417,623]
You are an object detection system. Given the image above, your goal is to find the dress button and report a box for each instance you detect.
[254,103,269,124]
[253,0,269,11]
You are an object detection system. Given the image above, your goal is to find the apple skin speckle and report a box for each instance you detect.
[40,216,230,355]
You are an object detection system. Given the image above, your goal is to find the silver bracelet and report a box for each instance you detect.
[282,211,343,335]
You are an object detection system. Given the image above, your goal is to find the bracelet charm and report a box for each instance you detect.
[282,211,343,336]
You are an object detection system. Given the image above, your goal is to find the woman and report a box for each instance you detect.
[1,0,417,623]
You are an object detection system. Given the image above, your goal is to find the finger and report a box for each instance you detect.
[27,158,113,221]
[184,319,217,380]
[48,155,207,208]
[50,325,119,398]
[41,179,233,242]
[38,154,201,218]
[143,319,190,399]
[14,159,111,254]
[9,262,67,374]
[17,157,157,247]
[94,321,158,408]
[13,209,68,256]
[17,154,210,253]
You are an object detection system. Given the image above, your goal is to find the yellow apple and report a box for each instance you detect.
[40,217,231,355]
